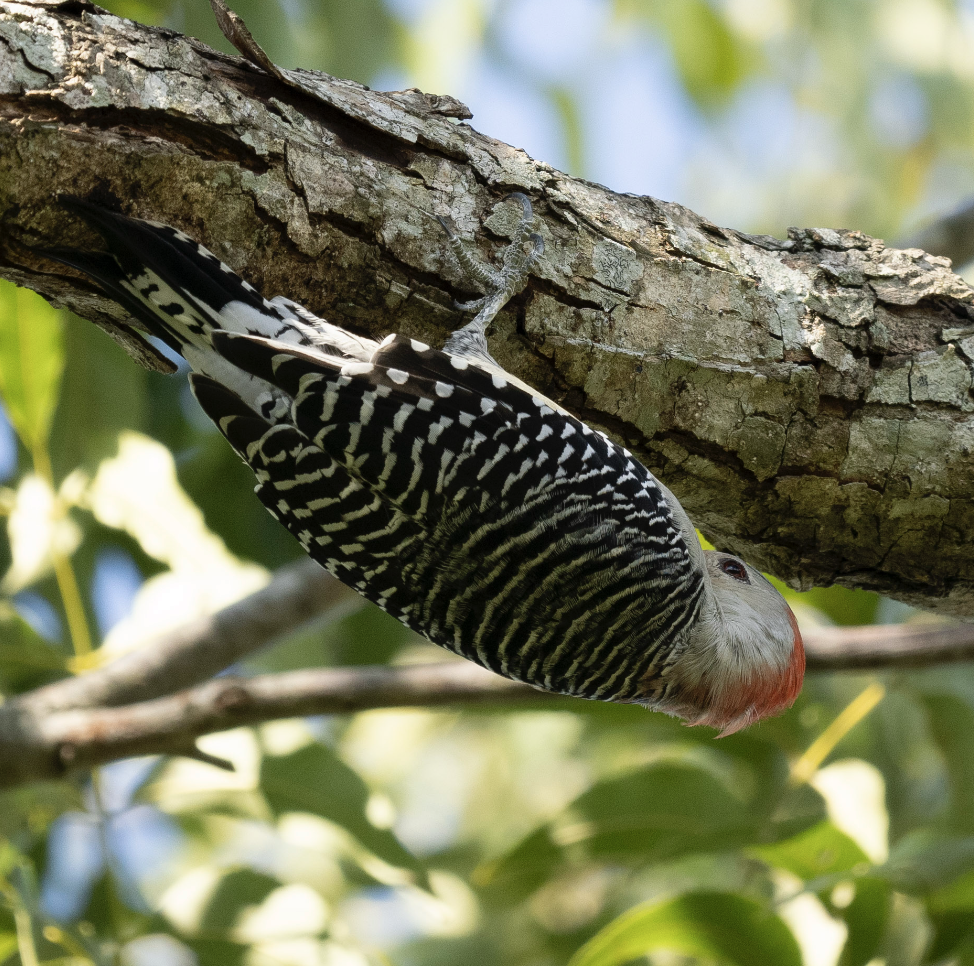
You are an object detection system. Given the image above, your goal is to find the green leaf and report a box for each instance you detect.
[183,937,250,966]
[196,869,279,936]
[929,866,974,915]
[835,879,889,966]
[622,0,758,108]
[568,892,802,966]
[474,825,565,902]
[0,281,65,451]
[0,605,68,694]
[0,782,83,839]
[573,763,757,857]
[666,0,750,105]
[477,760,780,904]
[881,831,974,893]
[927,864,974,962]
[48,314,147,476]
[0,933,17,962]
[260,743,422,878]
[921,693,974,834]
[927,909,974,965]
[752,820,870,882]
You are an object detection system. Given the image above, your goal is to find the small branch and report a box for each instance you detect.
[0,620,973,788]
[177,745,237,772]
[803,621,974,671]
[0,662,546,787]
[23,558,362,714]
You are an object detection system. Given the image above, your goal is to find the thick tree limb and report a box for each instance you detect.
[2,2,974,616]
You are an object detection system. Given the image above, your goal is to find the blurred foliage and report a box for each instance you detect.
[4,0,974,964]
[0,283,63,455]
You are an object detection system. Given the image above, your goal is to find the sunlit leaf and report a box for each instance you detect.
[233,883,329,943]
[0,280,64,451]
[0,933,17,962]
[1,473,82,594]
[86,432,268,655]
[754,821,889,966]
[568,891,802,966]
[811,758,888,865]
[87,432,262,579]
[261,743,423,878]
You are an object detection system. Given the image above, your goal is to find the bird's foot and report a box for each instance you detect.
[438,193,543,363]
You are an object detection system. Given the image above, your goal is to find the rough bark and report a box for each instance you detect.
[2,1,974,616]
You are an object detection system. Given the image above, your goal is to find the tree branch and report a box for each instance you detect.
[0,619,971,788]
[22,558,362,714]
[2,2,974,616]
[802,621,974,671]
[0,662,546,788]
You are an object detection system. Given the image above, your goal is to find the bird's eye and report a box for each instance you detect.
[719,559,750,583]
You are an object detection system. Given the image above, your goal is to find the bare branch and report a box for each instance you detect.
[0,619,972,787]
[803,621,974,671]
[23,558,362,714]
[0,662,545,787]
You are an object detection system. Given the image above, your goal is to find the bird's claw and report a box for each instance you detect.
[438,194,542,363]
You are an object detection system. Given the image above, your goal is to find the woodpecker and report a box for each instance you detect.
[45,194,804,736]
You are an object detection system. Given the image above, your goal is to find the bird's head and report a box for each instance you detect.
[652,551,805,737]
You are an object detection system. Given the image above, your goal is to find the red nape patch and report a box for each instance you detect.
[685,606,806,737]
[734,608,805,731]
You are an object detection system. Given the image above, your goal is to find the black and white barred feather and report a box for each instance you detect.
[48,199,804,733]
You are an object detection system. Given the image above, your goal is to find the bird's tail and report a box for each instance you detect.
[41,198,379,412]
[44,198,377,362]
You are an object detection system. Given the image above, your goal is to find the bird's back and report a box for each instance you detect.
[48,201,706,704]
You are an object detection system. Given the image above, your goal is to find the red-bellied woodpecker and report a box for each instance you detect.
[45,194,804,736]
